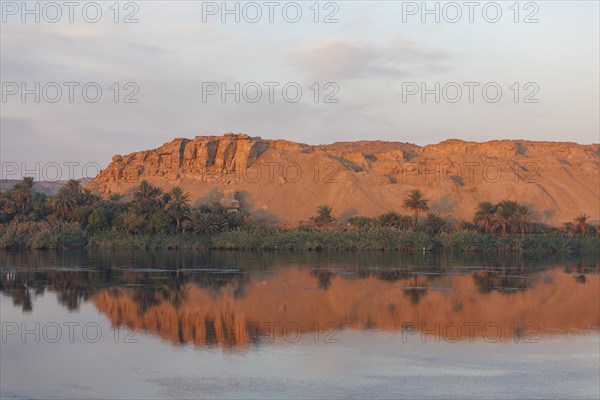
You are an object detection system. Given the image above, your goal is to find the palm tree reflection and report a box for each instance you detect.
[472,266,530,295]
[2,252,598,349]
[402,274,429,305]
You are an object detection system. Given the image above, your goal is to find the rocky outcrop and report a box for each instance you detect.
[87,134,600,227]
[91,134,270,185]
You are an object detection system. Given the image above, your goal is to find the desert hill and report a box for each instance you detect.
[87,134,600,227]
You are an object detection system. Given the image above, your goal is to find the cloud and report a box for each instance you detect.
[294,37,452,81]
[1,1,598,173]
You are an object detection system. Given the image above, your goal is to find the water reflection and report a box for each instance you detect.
[1,250,598,349]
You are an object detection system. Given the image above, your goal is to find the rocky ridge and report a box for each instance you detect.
[87,133,600,226]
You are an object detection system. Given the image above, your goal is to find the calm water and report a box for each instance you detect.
[1,250,599,399]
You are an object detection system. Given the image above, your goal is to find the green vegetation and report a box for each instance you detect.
[574,214,591,237]
[310,204,335,229]
[474,201,495,235]
[0,178,597,254]
[403,189,429,224]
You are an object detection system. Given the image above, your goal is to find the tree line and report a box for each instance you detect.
[0,178,249,234]
[0,179,596,238]
[312,189,595,237]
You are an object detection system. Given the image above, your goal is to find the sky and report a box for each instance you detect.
[1,1,599,179]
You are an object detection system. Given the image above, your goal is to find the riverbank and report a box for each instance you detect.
[87,230,600,255]
[1,221,597,255]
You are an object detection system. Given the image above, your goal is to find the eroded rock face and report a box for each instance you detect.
[87,134,600,227]
[91,134,269,186]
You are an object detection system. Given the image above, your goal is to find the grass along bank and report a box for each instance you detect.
[87,228,597,255]
[13,225,595,255]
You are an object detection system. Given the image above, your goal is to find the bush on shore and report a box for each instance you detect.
[0,219,87,250]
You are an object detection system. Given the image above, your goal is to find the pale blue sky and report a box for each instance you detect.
[1,1,598,178]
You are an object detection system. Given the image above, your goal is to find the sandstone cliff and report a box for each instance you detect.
[87,133,600,226]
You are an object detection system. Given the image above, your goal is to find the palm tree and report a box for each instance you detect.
[183,209,204,234]
[515,205,532,237]
[51,180,81,220]
[165,187,191,233]
[228,209,251,230]
[312,204,335,229]
[378,211,401,228]
[473,201,496,235]
[108,193,123,203]
[11,177,34,214]
[378,211,413,230]
[132,181,164,215]
[424,213,446,234]
[492,200,518,235]
[403,189,429,225]
[184,208,228,234]
[62,180,82,199]
[0,195,17,221]
[51,191,77,219]
[574,214,590,237]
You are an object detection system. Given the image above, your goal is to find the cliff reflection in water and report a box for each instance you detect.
[1,251,598,348]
